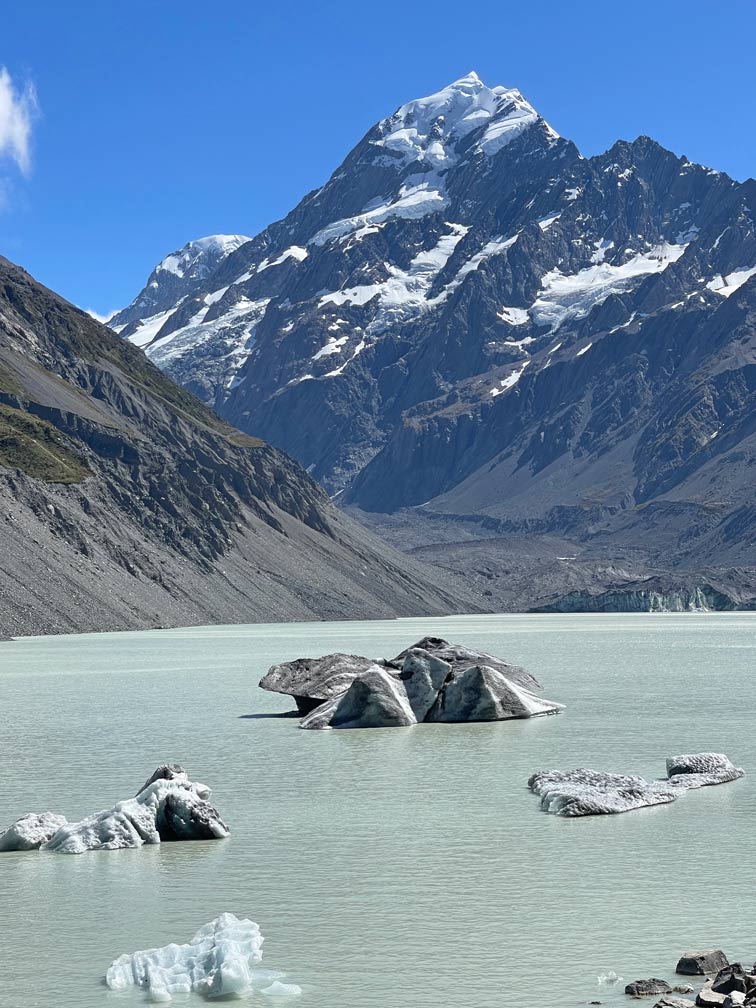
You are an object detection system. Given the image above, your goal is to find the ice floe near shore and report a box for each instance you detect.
[0,765,229,854]
[106,913,301,1002]
[529,753,744,816]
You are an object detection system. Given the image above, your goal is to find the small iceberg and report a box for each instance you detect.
[0,764,229,854]
[105,913,301,1002]
[529,752,744,816]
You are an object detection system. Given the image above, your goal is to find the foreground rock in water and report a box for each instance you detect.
[625,979,673,996]
[0,765,229,854]
[529,754,744,816]
[106,912,301,1002]
[676,952,731,976]
[263,639,563,730]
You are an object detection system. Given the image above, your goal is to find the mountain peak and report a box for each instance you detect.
[156,234,251,278]
[376,73,556,169]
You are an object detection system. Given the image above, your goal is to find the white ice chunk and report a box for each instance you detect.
[105,913,274,1002]
[0,766,230,856]
[262,981,303,997]
[0,812,68,851]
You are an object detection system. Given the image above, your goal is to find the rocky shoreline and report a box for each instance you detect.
[613,949,754,1007]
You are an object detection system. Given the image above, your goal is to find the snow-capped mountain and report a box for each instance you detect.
[112,72,756,602]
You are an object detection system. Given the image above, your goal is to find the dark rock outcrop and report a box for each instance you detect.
[676,952,730,976]
[625,979,673,997]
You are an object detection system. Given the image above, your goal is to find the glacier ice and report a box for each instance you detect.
[0,812,68,851]
[0,765,229,855]
[529,753,744,816]
[297,646,563,730]
[106,913,300,1002]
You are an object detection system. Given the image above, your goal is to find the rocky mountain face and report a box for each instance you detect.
[0,256,476,637]
[111,72,756,609]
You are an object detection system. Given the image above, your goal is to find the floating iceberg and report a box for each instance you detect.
[106,913,301,1002]
[529,753,744,816]
[0,812,67,851]
[0,765,229,854]
[262,639,562,730]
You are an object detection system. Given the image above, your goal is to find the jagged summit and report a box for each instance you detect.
[375,72,556,169]
[110,75,756,609]
[154,234,251,279]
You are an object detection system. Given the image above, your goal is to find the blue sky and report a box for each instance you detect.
[1,1,755,317]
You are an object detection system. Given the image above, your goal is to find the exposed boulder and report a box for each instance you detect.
[0,812,68,851]
[677,952,730,976]
[711,965,756,996]
[625,979,673,996]
[300,668,416,730]
[653,998,695,1008]
[695,987,729,1007]
[0,766,229,855]
[259,653,378,712]
[530,756,744,817]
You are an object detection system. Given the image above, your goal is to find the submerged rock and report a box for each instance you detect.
[529,755,744,817]
[625,979,673,996]
[676,952,730,976]
[0,766,229,855]
[653,998,696,1008]
[105,912,301,1002]
[0,812,68,852]
[263,637,562,730]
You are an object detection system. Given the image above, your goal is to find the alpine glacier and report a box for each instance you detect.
[111,71,756,611]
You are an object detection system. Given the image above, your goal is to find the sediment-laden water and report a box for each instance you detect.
[1,613,753,1007]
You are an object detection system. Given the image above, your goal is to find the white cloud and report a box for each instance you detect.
[0,67,38,175]
[85,308,117,325]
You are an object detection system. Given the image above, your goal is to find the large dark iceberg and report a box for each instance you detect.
[260,637,562,730]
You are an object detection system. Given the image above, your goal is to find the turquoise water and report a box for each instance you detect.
[0,613,754,1007]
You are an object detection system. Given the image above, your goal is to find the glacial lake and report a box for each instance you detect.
[1,613,754,1008]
